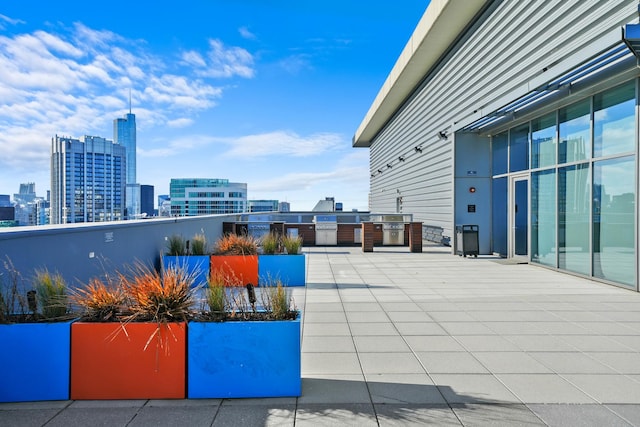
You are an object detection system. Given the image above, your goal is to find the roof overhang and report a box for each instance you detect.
[353,0,489,147]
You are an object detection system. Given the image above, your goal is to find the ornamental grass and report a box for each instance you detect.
[213,233,259,255]
[70,277,126,322]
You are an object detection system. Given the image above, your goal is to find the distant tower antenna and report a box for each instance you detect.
[129,88,132,114]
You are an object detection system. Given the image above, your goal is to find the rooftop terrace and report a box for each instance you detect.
[2,245,640,426]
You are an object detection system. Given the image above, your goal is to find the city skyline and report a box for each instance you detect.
[0,1,428,211]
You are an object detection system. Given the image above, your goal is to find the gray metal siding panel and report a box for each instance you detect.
[368,0,637,238]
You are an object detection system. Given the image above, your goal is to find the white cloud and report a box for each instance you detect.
[223,131,343,158]
[166,117,194,128]
[0,23,238,175]
[278,54,313,75]
[238,26,257,40]
[203,39,255,78]
[0,14,25,29]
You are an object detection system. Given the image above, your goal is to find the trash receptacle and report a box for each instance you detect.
[455,225,478,257]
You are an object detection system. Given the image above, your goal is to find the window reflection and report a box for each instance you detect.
[594,82,635,157]
[559,100,590,163]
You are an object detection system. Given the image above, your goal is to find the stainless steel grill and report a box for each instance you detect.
[313,215,337,246]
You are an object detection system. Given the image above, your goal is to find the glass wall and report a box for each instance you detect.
[531,169,556,266]
[491,80,636,288]
[509,124,529,172]
[593,157,635,286]
[558,164,590,275]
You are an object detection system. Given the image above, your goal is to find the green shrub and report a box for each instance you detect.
[33,269,68,319]
[261,232,280,255]
[282,234,303,255]
[190,233,208,255]
[166,234,187,256]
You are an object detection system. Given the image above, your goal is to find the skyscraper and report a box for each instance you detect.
[50,135,126,224]
[113,101,138,218]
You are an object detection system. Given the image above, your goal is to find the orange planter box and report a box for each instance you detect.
[71,322,186,400]
[210,255,258,286]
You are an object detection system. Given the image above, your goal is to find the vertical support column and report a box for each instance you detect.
[362,222,374,252]
[409,222,423,253]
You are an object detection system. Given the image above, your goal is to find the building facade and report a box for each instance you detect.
[114,112,138,218]
[169,178,247,216]
[140,185,154,217]
[51,135,126,224]
[354,1,639,290]
[248,200,279,213]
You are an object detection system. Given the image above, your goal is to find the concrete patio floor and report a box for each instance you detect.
[2,244,640,426]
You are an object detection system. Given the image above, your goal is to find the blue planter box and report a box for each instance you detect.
[0,321,72,402]
[258,254,306,286]
[162,255,209,287]
[188,316,301,398]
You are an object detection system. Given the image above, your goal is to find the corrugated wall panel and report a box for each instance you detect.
[368,0,637,239]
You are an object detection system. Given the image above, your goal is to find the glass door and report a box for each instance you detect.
[509,174,529,261]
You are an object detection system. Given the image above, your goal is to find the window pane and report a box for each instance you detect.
[559,100,590,163]
[593,156,635,286]
[531,113,556,168]
[594,82,635,157]
[558,164,590,275]
[491,177,507,256]
[531,169,556,267]
[510,124,529,172]
[492,132,508,175]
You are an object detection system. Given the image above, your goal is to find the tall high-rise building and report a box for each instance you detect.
[51,135,126,224]
[140,184,154,217]
[169,178,247,216]
[113,104,137,219]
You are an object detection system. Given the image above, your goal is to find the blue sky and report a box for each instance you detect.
[0,1,427,210]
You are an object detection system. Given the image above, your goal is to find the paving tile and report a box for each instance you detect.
[304,311,347,323]
[495,374,596,403]
[349,322,399,336]
[562,374,640,404]
[295,403,378,426]
[404,335,467,352]
[300,375,370,404]
[439,322,497,335]
[353,336,411,352]
[529,352,617,374]
[557,335,635,352]
[302,335,356,353]
[451,403,545,426]
[341,302,383,312]
[358,352,425,374]
[586,352,640,374]
[529,404,632,427]
[394,322,448,336]
[43,407,140,427]
[365,373,445,404]
[416,351,489,374]
[374,404,461,426]
[453,335,521,352]
[130,405,217,427]
[431,374,521,404]
[606,404,640,426]
[379,302,422,311]
[304,302,345,312]
[386,311,433,322]
[303,322,351,336]
[426,311,477,322]
[0,409,62,427]
[212,404,295,426]
[346,311,390,323]
[505,335,576,352]
[472,352,552,374]
[302,352,362,375]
